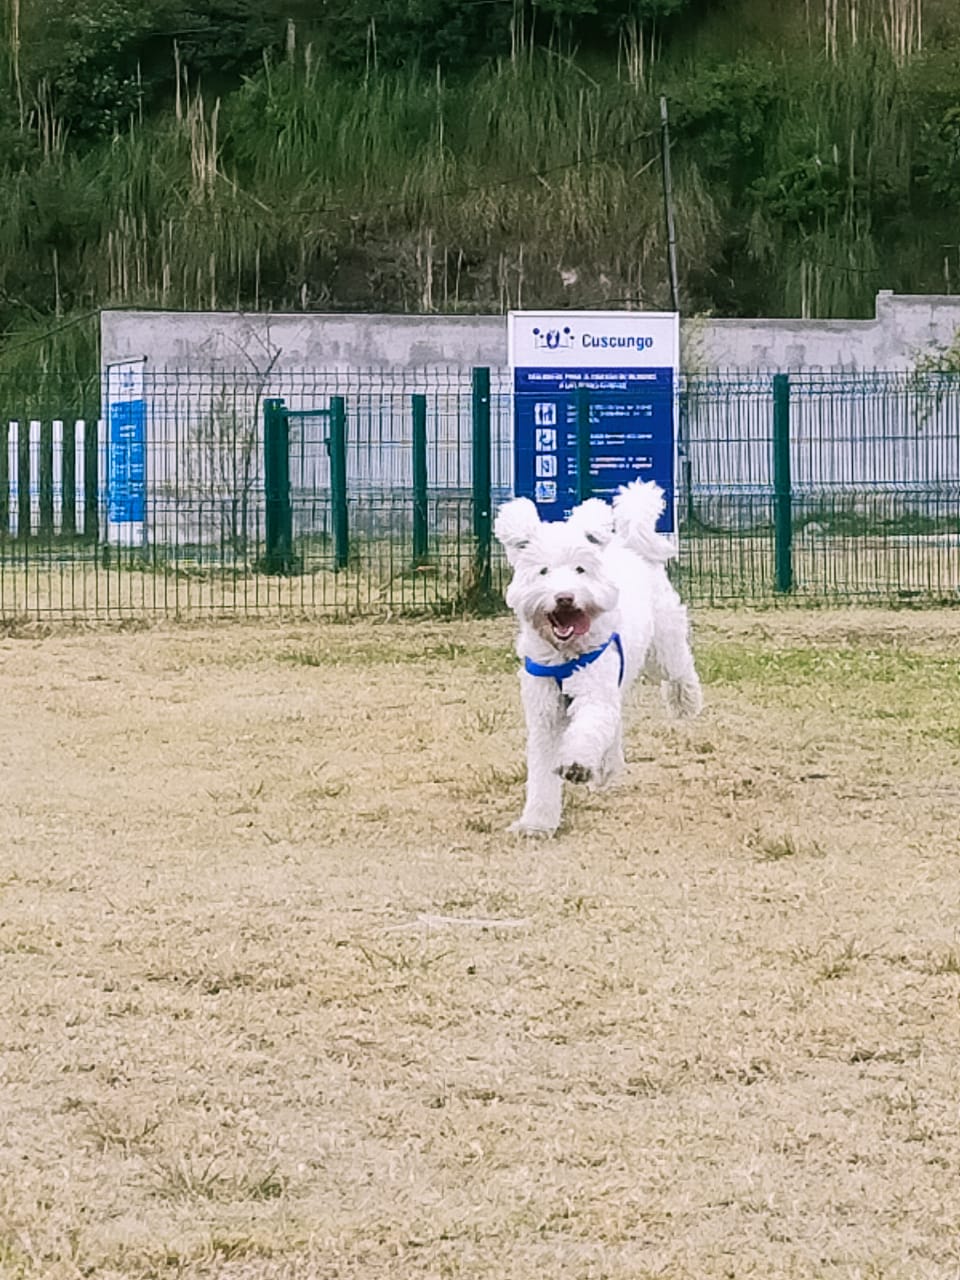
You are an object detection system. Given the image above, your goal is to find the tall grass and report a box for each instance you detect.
[0,19,948,391]
[219,52,678,310]
[0,50,690,336]
[0,311,98,410]
[740,44,912,317]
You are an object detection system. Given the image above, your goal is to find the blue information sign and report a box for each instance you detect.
[509,311,679,534]
[514,367,675,530]
[108,397,146,523]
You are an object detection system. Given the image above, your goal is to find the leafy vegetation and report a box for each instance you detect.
[0,0,958,380]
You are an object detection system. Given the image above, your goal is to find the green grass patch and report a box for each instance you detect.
[699,642,958,691]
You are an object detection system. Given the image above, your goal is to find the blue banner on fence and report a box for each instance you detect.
[108,398,146,523]
[509,311,679,533]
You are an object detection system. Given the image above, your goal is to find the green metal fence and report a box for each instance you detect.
[681,371,960,603]
[1,368,959,619]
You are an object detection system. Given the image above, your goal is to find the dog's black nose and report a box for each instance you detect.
[554,593,574,607]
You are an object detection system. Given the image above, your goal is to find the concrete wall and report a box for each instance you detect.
[693,292,960,371]
[101,311,507,374]
[102,291,960,373]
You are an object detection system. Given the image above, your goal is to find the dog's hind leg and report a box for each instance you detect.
[651,601,703,719]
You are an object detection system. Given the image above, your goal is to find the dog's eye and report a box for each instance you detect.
[575,566,585,574]
[539,567,548,576]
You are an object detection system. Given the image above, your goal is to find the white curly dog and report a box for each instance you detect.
[494,480,703,837]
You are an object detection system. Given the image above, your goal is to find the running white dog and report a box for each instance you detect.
[494,480,702,836]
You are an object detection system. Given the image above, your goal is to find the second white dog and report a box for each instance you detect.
[494,480,702,836]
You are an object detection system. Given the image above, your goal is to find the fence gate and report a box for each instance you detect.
[262,397,348,573]
[260,381,494,595]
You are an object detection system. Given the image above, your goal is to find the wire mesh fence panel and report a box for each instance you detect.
[677,371,960,603]
[677,373,777,602]
[2,367,959,619]
[785,372,960,601]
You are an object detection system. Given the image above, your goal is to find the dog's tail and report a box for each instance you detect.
[612,480,677,565]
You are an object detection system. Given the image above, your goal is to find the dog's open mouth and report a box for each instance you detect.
[548,604,591,643]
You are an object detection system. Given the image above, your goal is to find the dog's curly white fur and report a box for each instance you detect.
[495,480,703,836]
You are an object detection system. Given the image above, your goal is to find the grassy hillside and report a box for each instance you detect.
[0,0,959,382]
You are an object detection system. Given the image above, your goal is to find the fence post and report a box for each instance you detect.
[83,419,99,542]
[39,420,54,539]
[262,397,294,573]
[0,420,7,536]
[576,386,592,503]
[471,367,492,595]
[329,395,349,571]
[678,384,695,526]
[773,373,793,593]
[17,420,30,538]
[61,421,76,538]
[412,393,428,564]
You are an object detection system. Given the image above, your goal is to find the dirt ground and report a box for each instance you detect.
[1,606,959,1279]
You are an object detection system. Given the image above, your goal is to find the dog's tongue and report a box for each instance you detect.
[552,606,591,637]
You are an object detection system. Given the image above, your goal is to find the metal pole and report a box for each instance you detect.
[329,395,349,571]
[412,393,428,564]
[576,385,592,502]
[471,367,492,595]
[262,397,293,573]
[263,397,279,569]
[39,419,53,539]
[17,417,29,539]
[83,416,98,542]
[0,420,7,538]
[660,95,680,313]
[773,373,793,593]
[679,384,694,527]
[61,418,76,538]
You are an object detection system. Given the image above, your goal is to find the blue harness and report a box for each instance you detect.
[523,632,624,689]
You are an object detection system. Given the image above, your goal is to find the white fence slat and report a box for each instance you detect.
[97,418,108,536]
[29,420,41,533]
[7,421,16,535]
[52,420,64,534]
[75,420,85,533]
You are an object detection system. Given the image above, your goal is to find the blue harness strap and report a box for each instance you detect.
[523,632,624,689]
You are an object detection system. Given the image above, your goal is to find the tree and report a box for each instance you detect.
[19,0,285,139]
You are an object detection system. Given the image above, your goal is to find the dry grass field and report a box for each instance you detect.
[2,606,960,1279]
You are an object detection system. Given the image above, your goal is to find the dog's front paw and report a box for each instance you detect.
[508,817,558,838]
[557,761,593,785]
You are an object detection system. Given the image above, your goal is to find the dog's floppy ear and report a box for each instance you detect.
[567,497,614,548]
[494,497,541,565]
